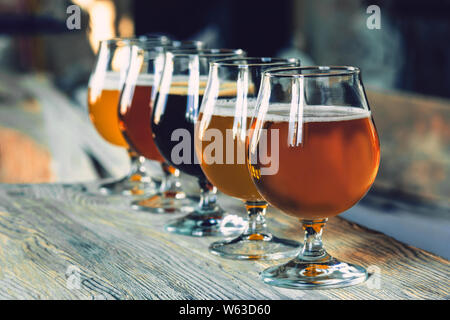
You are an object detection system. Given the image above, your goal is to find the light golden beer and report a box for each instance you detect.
[88,72,128,148]
[195,100,262,202]
[250,106,380,219]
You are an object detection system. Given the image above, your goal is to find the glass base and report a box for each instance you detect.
[100,175,159,196]
[260,255,367,289]
[165,209,246,237]
[209,233,301,260]
[91,174,159,197]
[131,191,197,213]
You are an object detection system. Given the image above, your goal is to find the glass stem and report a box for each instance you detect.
[243,201,269,237]
[159,162,183,195]
[298,219,328,261]
[197,178,219,213]
[127,149,147,179]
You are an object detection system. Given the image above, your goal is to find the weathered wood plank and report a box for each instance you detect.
[0,183,448,300]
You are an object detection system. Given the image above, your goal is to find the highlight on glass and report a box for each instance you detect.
[195,57,302,260]
[248,66,380,288]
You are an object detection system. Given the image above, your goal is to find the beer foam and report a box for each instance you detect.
[265,105,371,123]
[89,71,122,90]
[210,100,371,123]
[165,75,207,95]
[170,75,209,82]
[136,74,155,86]
[90,72,157,90]
[168,80,240,96]
[207,99,258,117]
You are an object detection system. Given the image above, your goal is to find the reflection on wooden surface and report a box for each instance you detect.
[0,183,448,299]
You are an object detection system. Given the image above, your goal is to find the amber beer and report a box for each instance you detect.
[119,75,165,162]
[195,100,262,202]
[152,79,227,177]
[88,72,128,147]
[251,106,380,219]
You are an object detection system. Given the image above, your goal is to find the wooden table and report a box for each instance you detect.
[0,183,448,300]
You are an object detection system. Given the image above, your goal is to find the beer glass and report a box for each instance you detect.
[139,34,171,44]
[248,66,380,288]
[151,49,246,236]
[172,40,206,49]
[118,44,166,177]
[119,43,193,212]
[196,57,301,260]
[87,37,168,195]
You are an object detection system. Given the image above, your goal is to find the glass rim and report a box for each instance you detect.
[212,57,299,68]
[169,48,245,57]
[100,37,167,47]
[171,40,204,46]
[264,66,360,78]
[138,34,171,41]
[136,39,204,50]
[131,44,165,53]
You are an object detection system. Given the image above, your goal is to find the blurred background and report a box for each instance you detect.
[0,0,448,257]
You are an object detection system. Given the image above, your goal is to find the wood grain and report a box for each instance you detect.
[0,183,448,300]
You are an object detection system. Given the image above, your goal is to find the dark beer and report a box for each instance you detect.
[152,86,206,178]
[153,82,237,178]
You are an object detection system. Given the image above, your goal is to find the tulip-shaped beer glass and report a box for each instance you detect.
[151,49,247,236]
[87,37,168,195]
[248,66,380,288]
[119,41,206,210]
[195,57,301,259]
